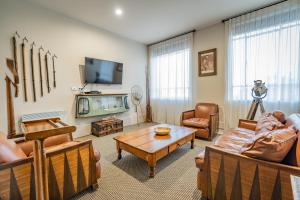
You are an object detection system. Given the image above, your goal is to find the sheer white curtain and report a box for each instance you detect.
[149,33,193,125]
[225,0,300,128]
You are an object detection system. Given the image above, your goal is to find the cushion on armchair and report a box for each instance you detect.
[0,134,27,164]
[182,118,209,128]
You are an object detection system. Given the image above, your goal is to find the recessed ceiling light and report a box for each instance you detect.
[115,8,123,16]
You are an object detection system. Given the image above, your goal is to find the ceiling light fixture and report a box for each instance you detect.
[115,8,123,16]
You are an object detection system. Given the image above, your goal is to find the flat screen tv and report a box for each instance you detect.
[85,57,123,84]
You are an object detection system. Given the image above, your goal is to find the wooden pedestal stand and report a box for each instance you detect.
[22,118,76,200]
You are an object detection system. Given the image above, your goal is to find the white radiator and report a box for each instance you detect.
[21,111,66,122]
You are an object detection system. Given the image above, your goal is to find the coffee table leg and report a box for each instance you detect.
[191,133,195,149]
[118,148,122,159]
[148,154,156,178]
[149,166,155,178]
[116,143,122,159]
[191,139,194,149]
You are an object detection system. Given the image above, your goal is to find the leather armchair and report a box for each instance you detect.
[181,103,219,140]
[0,133,101,200]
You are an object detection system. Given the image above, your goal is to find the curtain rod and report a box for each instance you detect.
[222,0,287,23]
[147,29,196,46]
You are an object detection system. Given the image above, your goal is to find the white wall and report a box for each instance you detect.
[193,23,225,128]
[0,0,147,138]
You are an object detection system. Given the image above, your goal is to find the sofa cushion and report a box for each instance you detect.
[242,127,297,162]
[182,118,209,128]
[0,134,27,164]
[213,128,256,154]
[255,112,284,133]
[286,113,300,132]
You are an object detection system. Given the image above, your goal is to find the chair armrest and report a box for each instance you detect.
[209,113,219,139]
[181,110,195,122]
[238,119,257,131]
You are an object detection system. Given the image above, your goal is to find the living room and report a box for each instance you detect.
[0,0,299,199]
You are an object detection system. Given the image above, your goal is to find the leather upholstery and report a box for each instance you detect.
[242,127,297,162]
[95,161,101,178]
[255,112,285,133]
[182,118,209,128]
[273,110,286,124]
[196,112,300,194]
[181,110,195,120]
[238,119,257,131]
[94,148,101,161]
[0,134,27,164]
[195,103,218,119]
[181,103,219,140]
[195,151,205,169]
[213,128,256,154]
[17,133,72,156]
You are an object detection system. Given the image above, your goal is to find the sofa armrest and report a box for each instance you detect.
[181,110,195,123]
[238,119,257,131]
[201,145,300,200]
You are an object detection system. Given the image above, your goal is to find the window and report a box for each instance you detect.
[231,21,300,103]
[150,48,191,100]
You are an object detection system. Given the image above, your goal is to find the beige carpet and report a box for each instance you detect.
[73,123,210,200]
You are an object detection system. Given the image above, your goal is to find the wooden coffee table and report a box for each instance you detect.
[113,124,196,177]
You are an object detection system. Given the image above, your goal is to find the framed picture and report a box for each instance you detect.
[198,48,217,77]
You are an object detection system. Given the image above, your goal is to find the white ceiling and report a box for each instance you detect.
[27,0,280,44]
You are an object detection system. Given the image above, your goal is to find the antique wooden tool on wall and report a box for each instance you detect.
[45,50,51,93]
[30,42,37,102]
[5,75,16,139]
[12,32,20,85]
[52,54,57,88]
[6,58,19,97]
[21,37,28,102]
[38,46,44,97]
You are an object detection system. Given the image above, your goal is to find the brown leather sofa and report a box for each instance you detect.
[181,103,219,140]
[195,113,300,200]
[0,133,101,200]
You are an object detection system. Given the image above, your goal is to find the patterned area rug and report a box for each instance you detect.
[73,123,210,200]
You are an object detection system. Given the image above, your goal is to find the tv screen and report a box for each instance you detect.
[85,57,123,84]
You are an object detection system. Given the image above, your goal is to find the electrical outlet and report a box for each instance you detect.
[71,86,78,91]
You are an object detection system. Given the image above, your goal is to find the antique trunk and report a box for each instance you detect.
[91,118,123,137]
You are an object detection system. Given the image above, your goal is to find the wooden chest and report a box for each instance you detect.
[91,118,123,137]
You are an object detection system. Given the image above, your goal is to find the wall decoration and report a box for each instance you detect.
[12,32,20,96]
[38,46,44,97]
[198,48,217,77]
[21,37,28,102]
[52,54,57,88]
[45,50,51,93]
[30,42,37,102]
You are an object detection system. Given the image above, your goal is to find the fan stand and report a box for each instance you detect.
[135,104,139,125]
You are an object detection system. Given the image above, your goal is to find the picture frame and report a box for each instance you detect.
[198,48,217,77]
